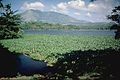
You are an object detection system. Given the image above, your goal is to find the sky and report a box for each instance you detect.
[2,0,120,22]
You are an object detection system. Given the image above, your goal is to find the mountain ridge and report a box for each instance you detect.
[21,9,90,25]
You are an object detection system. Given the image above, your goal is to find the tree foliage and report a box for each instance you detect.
[0,0,23,39]
[107,6,120,39]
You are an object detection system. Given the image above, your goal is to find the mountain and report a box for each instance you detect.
[21,9,89,25]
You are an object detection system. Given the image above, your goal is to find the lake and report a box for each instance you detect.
[24,29,115,36]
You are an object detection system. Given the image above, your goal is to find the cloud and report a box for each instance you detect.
[88,3,97,10]
[75,0,120,22]
[86,12,92,17]
[67,0,85,9]
[56,0,85,10]
[87,1,108,13]
[57,3,68,11]
[21,2,45,10]
[50,5,68,14]
[52,0,85,13]
[74,12,81,16]
[87,0,120,14]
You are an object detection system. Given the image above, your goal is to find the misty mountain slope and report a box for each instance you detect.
[21,10,88,25]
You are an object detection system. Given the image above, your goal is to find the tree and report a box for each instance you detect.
[107,6,120,39]
[0,0,23,39]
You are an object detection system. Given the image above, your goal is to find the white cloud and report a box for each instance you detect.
[52,0,85,13]
[74,12,81,16]
[21,2,45,10]
[57,3,68,11]
[88,3,97,9]
[87,1,107,13]
[86,0,120,14]
[86,12,92,17]
[56,0,85,10]
[50,5,68,14]
[67,0,85,9]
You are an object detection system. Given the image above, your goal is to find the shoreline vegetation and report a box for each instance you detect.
[19,22,114,30]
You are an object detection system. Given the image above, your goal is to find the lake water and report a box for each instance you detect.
[24,29,115,36]
[0,44,48,76]
[17,54,48,75]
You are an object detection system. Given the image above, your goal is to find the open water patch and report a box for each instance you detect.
[0,44,48,77]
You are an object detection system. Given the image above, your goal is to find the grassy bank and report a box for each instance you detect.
[0,34,120,65]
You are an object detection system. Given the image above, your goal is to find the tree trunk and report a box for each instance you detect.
[115,26,120,39]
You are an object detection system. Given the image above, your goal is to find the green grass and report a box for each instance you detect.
[0,34,120,65]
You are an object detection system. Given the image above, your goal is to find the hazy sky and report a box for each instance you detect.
[2,0,120,22]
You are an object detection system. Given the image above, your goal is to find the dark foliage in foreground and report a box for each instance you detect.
[44,49,120,80]
[0,44,20,77]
